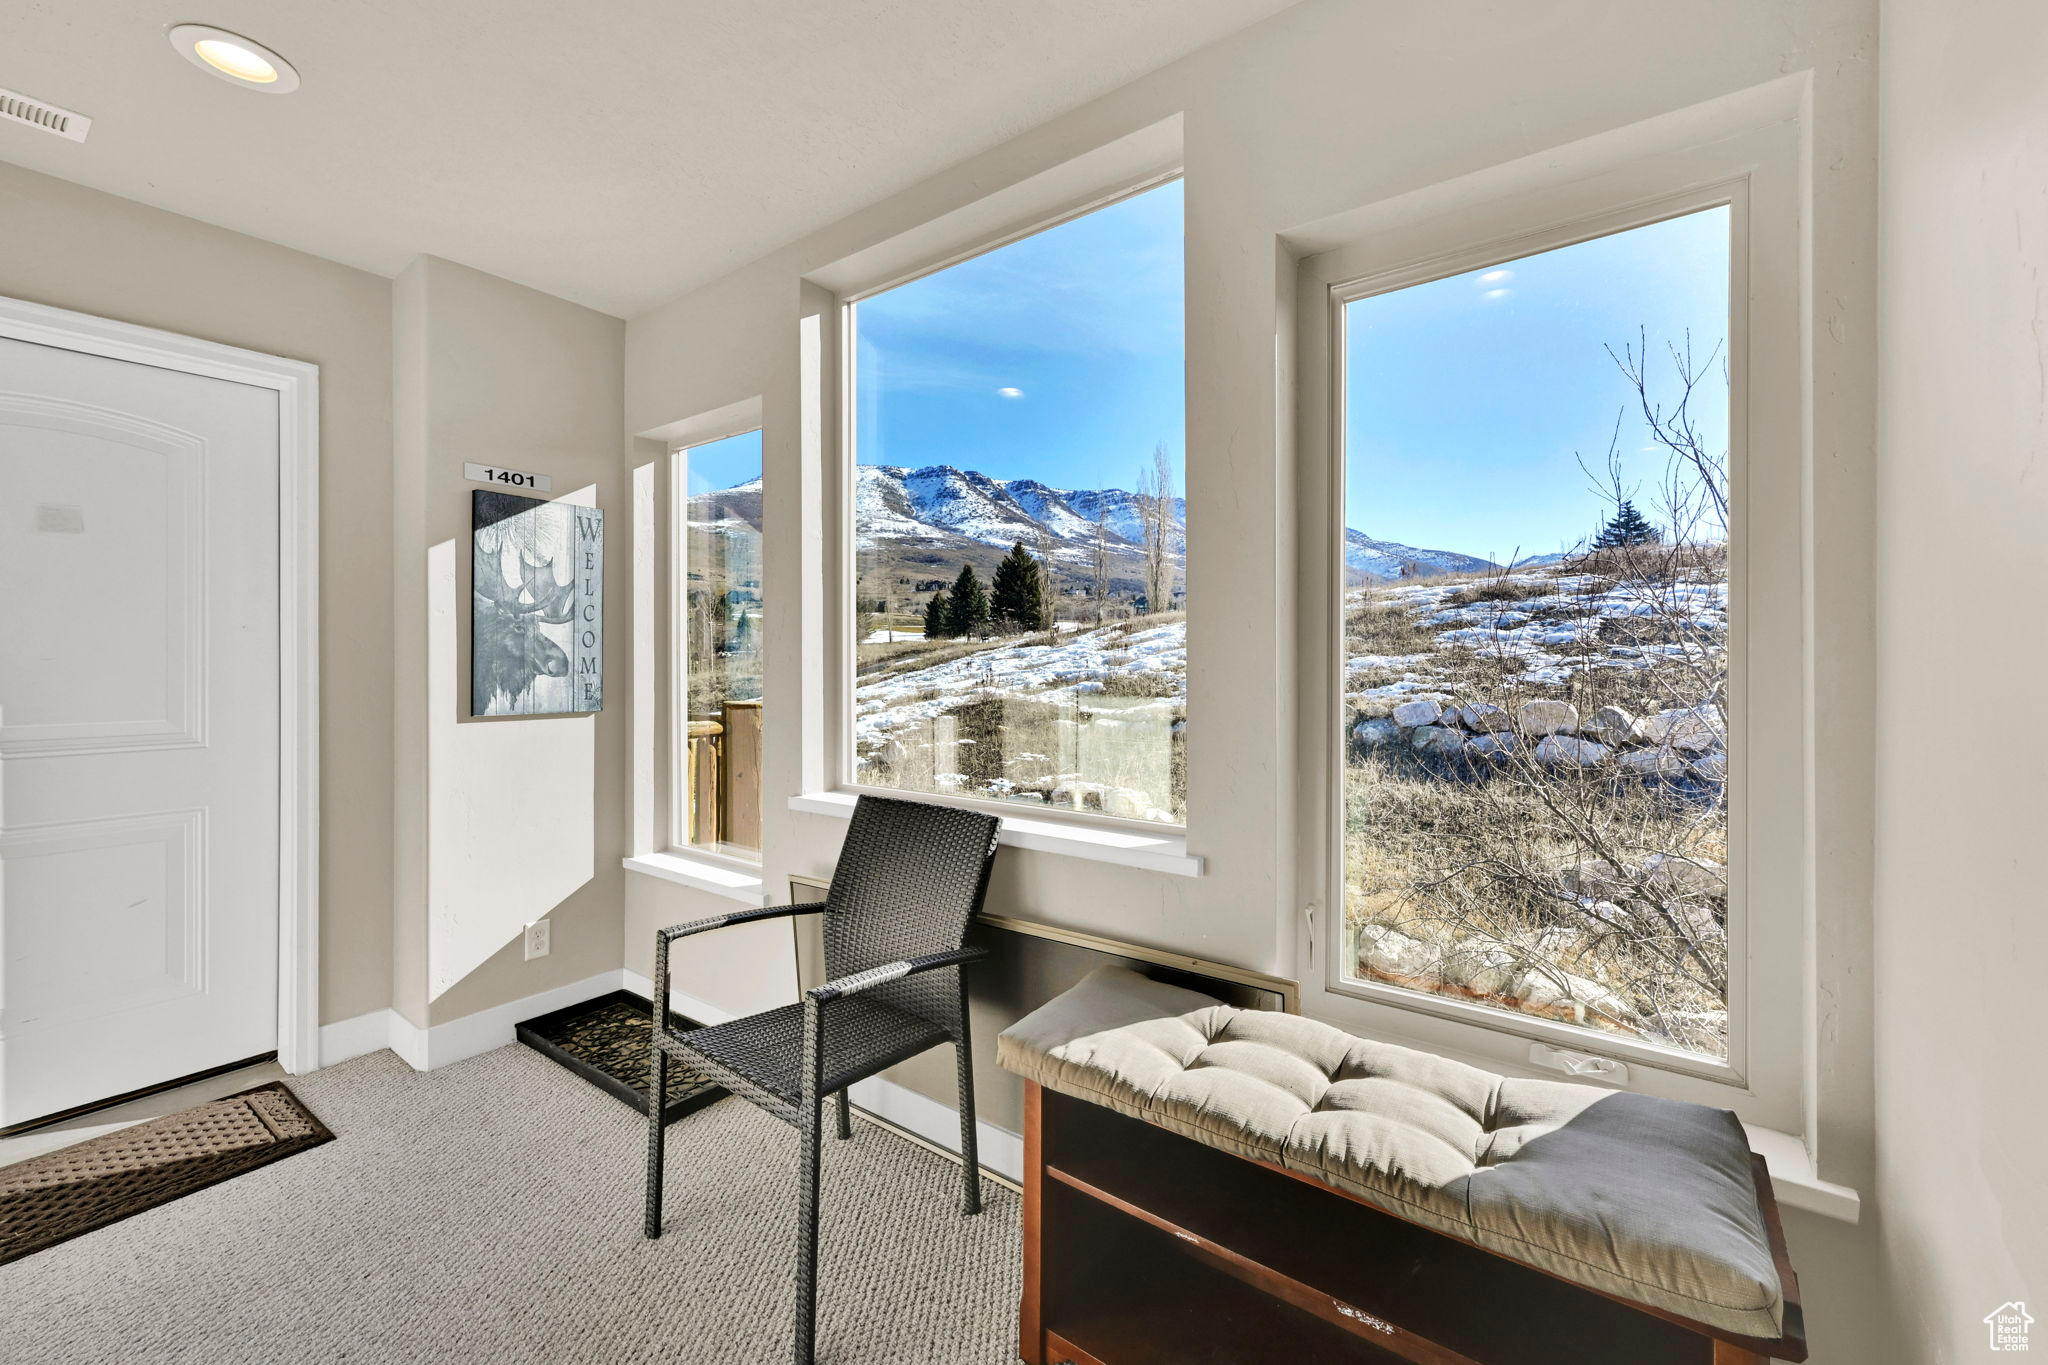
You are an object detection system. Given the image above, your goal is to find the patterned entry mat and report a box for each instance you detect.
[515,990,727,1125]
[0,1082,333,1267]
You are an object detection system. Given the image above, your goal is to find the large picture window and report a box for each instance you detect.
[675,428,764,859]
[846,179,1187,824]
[1338,208,1734,1060]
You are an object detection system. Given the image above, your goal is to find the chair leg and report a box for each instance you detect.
[644,1044,668,1239]
[955,1039,982,1217]
[795,1093,823,1365]
[833,1088,852,1140]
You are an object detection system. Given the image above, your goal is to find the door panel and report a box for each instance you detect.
[2,810,206,1029]
[0,336,279,1127]
[0,394,203,756]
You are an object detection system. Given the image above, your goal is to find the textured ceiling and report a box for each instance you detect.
[0,0,1297,316]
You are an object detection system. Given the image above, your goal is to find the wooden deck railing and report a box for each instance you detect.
[686,699,763,851]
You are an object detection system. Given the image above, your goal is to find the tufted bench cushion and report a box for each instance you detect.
[997,965,1783,1340]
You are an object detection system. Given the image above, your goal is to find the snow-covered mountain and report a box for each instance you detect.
[694,462,1482,582]
[1343,529,1494,582]
[852,464,1187,559]
[1506,549,1577,570]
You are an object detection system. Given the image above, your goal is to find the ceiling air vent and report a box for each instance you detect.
[0,87,91,143]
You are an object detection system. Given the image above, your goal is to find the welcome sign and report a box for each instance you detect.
[471,489,604,716]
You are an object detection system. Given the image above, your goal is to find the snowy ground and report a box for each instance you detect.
[1347,571,1726,698]
[852,566,1724,745]
[854,620,1185,749]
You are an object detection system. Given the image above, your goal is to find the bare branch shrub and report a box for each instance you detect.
[1343,331,1732,1056]
[1138,443,1176,615]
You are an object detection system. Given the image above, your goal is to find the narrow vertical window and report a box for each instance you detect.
[847,179,1187,824]
[1340,208,1733,1058]
[675,429,764,859]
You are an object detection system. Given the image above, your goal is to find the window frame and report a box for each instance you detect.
[831,171,1192,837]
[1293,124,1807,1131]
[668,423,768,867]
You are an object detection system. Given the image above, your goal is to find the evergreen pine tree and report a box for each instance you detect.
[1593,499,1661,549]
[922,589,952,640]
[989,541,1046,632]
[945,564,992,639]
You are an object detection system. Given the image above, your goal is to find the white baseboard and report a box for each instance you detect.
[384,1011,429,1071]
[629,970,1025,1184]
[317,1008,399,1068]
[411,970,628,1070]
[626,968,726,1023]
[318,970,628,1072]
[846,1073,1025,1184]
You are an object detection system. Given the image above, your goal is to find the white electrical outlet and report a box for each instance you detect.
[523,920,551,960]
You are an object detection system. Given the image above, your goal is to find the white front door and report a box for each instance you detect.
[0,334,281,1128]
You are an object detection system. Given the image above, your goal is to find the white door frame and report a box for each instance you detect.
[0,295,321,1074]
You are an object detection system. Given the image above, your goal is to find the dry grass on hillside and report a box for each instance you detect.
[857,633,1013,677]
[1443,576,1556,607]
[1344,749,1728,1056]
[1347,600,1439,657]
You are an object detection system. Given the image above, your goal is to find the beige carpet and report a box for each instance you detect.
[0,1045,1021,1364]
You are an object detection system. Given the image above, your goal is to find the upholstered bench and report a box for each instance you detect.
[998,965,1804,1365]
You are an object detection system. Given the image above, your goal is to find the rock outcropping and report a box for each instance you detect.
[1353,697,1726,785]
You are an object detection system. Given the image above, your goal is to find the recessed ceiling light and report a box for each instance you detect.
[168,24,299,93]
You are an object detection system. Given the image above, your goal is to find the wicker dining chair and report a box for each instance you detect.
[642,794,1002,1365]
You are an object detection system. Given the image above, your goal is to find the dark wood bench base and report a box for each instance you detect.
[1020,1082,1805,1365]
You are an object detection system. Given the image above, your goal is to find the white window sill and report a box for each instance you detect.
[1743,1122,1861,1223]
[621,852,769,906]
[788,791,1204,878]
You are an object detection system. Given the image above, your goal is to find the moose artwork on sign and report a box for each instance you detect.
[471,490,603,716]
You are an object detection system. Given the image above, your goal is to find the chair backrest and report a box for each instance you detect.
[822,795,1001,1030]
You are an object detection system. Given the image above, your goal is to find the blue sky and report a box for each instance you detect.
[717,185,1727,564]
[681,427,762,496]
[854,178,1185,495]
[1346,206,1730,561]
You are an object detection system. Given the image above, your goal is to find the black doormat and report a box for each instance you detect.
[515,990,727,1125]
[0,1082,333,1267]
